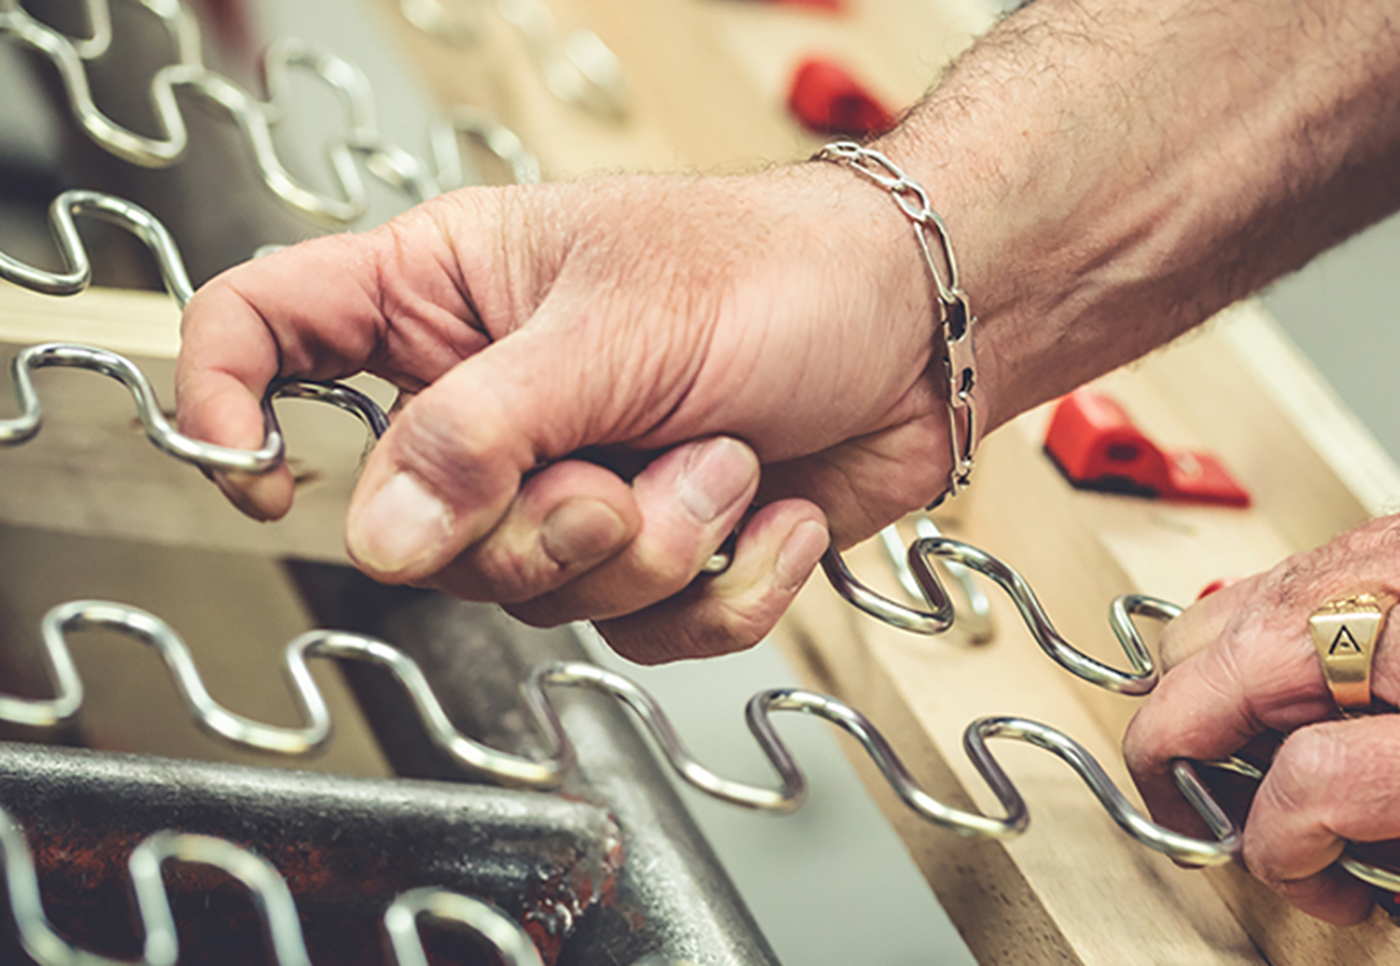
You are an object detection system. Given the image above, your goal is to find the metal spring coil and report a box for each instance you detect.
[0,190,550,964]
[1,191,1395,911]
[0,0,540,226]
[0,804,546,966]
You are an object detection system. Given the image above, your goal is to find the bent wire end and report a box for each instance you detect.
[878,516,995,644]
[3,344,391,476]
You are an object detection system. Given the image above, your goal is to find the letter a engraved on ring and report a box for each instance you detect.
[1330,625,1363,656]
[1310,595,1384,712]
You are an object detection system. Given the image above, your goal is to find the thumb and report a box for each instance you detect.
[1155,573,1259,671]
[344,321,641,582]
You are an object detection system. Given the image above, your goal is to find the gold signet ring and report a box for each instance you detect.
[1309,594,1387,712]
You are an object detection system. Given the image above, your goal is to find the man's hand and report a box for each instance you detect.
[178,0,1400,684]
[1123,516,1400,924]
[176,165,954,662]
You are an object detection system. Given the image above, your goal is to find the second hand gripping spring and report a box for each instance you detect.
[829,530,1400,891]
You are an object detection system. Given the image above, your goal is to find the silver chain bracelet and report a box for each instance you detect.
[813,140,980,504]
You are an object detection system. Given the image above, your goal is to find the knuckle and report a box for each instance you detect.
[704,592,780,654]
[628,545,699,600]
[470,540,557,604]
[675,610,765,661]
[1269,725,1349,815]
[1120,706,1159,776]
[1260,516,1400,610]
[669,598,772,662]
[1205,641,1269,733]
[597,596,766,666]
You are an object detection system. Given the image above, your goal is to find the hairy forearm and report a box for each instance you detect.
[874,0,1400,430]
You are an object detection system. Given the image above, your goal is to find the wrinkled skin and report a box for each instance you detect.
[177,166,952,663]
[1126,516,1400,925]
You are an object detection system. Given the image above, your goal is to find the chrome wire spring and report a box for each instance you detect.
[397,0,629,120]
[0,0,539,226]
[2,340,388,472]
[2,596,1238,869]
[1,189,390,470]
[824,537,1164,694]
[0,804,546,966]
[0,189,193,301]
[878,515,995,644]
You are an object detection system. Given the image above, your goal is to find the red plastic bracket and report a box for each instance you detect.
[1044,389,1251,508]
[786,57,894,138]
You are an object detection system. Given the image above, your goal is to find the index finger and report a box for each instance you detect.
[1155,574,1257,671]
[1122,639,1318,841]
[176,274,296,520]
[174,220,470,519]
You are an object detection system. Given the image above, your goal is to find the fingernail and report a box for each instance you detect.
[346,472,453,574]
[214,471,274,523]
[776,520,830,592]
[541,498,629,567]
[678,438,758,523]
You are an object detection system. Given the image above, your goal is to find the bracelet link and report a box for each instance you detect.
[943,291,975,402]
[815,141,980,504]
[891,179,934,224]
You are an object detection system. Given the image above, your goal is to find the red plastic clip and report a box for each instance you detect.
[1044,389,1251,508]
[786,57,895,138]
[1196,578,1231,600]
